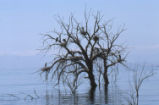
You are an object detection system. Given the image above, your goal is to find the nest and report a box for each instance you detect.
[93,36,99,42]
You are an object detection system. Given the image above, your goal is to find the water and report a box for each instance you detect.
[0,66,158,105]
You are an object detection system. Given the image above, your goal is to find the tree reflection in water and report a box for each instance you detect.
[43,84,122,105]
[89,87,96,103]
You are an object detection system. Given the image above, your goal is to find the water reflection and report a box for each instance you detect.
[0,84,123,105]
[88,86,109,104]
[45,89,49,105]
[89,87,96,103]
[104,86,109,104]
[0,68,158,105]
[43,84,122,105]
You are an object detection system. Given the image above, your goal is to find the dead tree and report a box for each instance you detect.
[95,25,127,87]
[125,65,153,105]
[41,11,126,88]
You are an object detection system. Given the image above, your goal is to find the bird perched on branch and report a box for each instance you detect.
[118,54,122,62]
[55,37,58,42]
[80,27,87,35]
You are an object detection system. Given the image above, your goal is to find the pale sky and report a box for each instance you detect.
[0,0,159,67]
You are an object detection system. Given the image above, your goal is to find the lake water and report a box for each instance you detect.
[0,65,158,105]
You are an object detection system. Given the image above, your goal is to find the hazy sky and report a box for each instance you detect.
[0,0,159,66]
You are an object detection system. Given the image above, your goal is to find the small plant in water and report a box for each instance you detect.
[124,65,153,105]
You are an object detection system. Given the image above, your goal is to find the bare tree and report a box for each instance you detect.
[41,11,126,88]
[125,65,153,105]
[64,65,83,94]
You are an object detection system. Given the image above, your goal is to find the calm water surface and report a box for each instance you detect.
[0,67,158,105]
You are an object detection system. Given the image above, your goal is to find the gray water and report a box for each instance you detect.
[0,67,158,105]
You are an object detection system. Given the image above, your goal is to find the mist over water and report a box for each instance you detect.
[0,65,158,105]
[0,0,159,105]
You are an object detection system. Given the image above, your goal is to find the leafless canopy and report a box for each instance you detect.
[41,11,127,88]
[125,65,154,105]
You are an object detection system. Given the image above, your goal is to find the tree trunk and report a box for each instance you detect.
[88,71,97,88]
[104,69,109,87]
[104,84,108,104]
[87,61,97,88]
[103,59,109,87]
[89,86,96,102]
